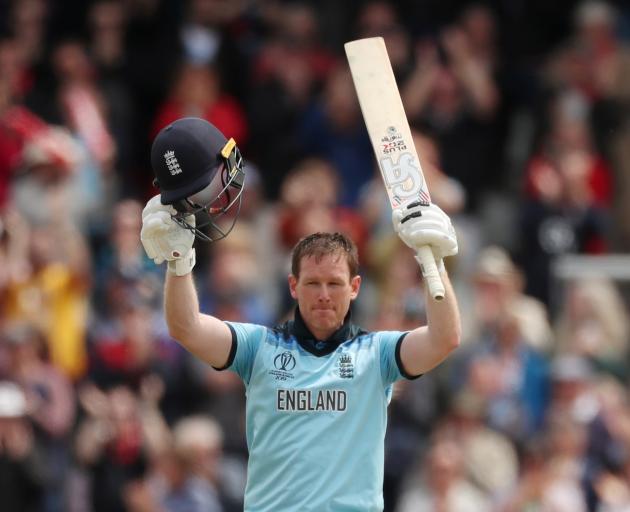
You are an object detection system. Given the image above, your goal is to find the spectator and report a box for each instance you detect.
[580,376,630,510]
[450,300,550,446]
[74,384,168,512]
[468,245,552,352]
[6,0,49,95]
[200,222,276,325]
[353,1,413,78]
[446,390,520,499]
[555,277,629,378]
[496,427,587,512]
[396,435,490,512]
[51,39,117,171]
[151,63,248,148]
[516,143,610,305]
[145,415,236,511]
[91,198,162,319]
[276,157,368,260]
[86,0,137,196]
[548,355,599,426]
[246,2,337,198]
[297,65,374,208]
[2,210,91,380]
[543,0,630,250]
[523,90,613,208]
[87,291,196,423]
[0,380,48,512]
[401,4,504,213]
[4,323,75,512]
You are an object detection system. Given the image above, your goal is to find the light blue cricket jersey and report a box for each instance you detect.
[222,308,416,512]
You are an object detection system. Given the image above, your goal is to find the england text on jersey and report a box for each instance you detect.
[276,389,347,412]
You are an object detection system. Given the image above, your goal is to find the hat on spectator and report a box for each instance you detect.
[21,126,84,173]
[574,0,616,28]
[473,246,519,281]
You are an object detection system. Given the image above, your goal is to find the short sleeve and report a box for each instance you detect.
[225,321,266,384]
[378,330,412,386]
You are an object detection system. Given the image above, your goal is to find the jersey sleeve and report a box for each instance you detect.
[224,321,266,384]
[377,330,415,386]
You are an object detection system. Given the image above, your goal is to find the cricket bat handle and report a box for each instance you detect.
[415,245,446,301]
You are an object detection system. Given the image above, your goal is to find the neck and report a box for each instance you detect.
[308,325,339,342]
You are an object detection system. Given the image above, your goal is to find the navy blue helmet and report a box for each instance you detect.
[151,117,245,242]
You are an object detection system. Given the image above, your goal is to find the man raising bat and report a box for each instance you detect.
[141,122,460,509]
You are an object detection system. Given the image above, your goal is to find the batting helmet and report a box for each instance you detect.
[151,117,245,242]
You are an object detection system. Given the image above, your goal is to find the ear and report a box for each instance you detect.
[288,274,298,299]
[350,275,361,301]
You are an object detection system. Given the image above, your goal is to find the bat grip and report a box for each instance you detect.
[415,245,445,301]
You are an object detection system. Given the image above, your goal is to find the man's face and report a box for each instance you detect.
[288,253,361,340]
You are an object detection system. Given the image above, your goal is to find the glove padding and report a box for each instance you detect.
[392,202,458,262]
[141,195,196,276]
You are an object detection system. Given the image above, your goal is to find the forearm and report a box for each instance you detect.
[164,272,200,340]
[424,270,462,349]
[164,272,233,367]
[399,270,461,376]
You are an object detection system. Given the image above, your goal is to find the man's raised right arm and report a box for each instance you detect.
[164,272,233,368]
[141,195,233,368]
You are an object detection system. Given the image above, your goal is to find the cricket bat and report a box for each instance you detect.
[345,37,446,300]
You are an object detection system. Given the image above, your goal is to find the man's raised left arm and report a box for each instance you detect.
[392,202,462,376]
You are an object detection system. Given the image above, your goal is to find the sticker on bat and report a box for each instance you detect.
[381,126,408,154]
[379,151,424,202]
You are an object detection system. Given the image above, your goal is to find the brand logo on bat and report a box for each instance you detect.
[379,152,425,203]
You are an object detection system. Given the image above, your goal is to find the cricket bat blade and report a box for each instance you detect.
[345,37,445,300]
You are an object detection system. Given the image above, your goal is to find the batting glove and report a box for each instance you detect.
[392,202,458,269]
[141,195,196,276]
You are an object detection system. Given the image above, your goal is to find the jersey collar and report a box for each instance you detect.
[288,307,364,356]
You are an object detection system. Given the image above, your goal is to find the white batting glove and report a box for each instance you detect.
[140,195,196,276]
[392,202,458,269]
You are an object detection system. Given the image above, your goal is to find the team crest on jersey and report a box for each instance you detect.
[338,353,354,379]
[269,351,296,381]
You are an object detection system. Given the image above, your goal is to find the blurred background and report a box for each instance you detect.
[1,0,630,510]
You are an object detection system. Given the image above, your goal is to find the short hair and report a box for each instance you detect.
[291,232,359,278]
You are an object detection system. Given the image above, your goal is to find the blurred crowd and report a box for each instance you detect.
[1,0,630,510]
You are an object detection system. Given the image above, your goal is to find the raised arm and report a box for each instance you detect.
[141,195,232,368]
[164,272,233,368]
[399,270,461,376]
[392,202,462,376]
